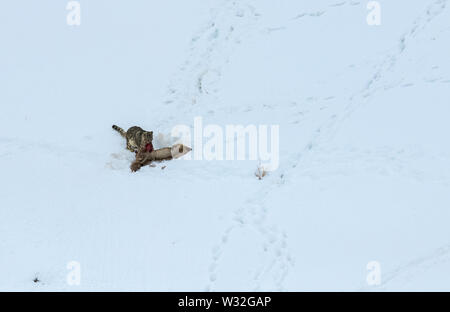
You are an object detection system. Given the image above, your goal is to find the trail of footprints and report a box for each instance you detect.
[155,0,260,130]
[288,0,449,178]
[207,193,293,291]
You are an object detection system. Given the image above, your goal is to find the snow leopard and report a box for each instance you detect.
[112,125,154,153]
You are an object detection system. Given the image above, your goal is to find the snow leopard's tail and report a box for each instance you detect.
[112,125,126,137]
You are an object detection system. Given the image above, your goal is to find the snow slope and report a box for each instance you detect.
[0,0,449,291]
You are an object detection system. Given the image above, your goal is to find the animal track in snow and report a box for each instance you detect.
[288,0,449,176]
[154,0,261,132]
[207,182,294,291]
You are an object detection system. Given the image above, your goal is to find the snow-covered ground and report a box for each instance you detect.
[1,0,449,291]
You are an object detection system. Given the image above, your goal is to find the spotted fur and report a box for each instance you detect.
[112,125,153,153]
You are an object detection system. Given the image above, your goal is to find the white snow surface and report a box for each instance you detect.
[1,0,450,291]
